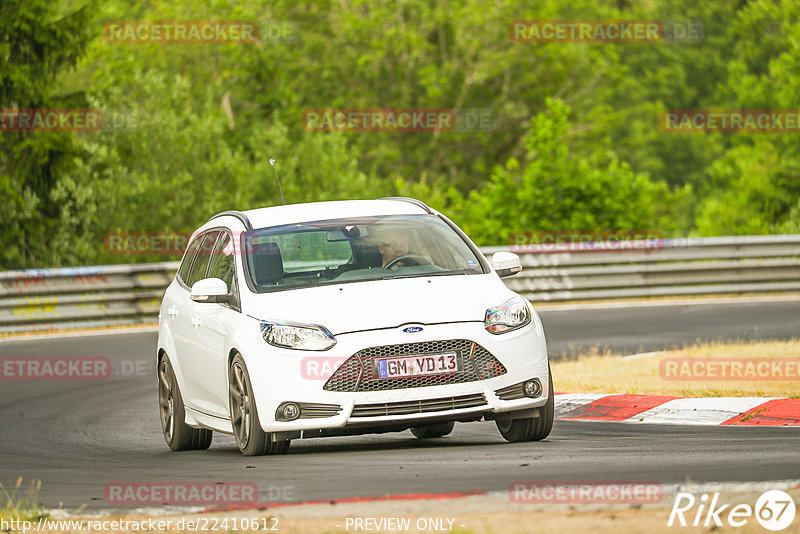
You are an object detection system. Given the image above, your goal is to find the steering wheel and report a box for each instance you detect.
[384,254,433,270]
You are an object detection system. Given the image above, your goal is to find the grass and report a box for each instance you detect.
[0,479,46,523]
[551,339,800,397]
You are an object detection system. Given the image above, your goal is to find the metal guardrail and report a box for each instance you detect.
[0,263,176,333]
[485,235,800,302]
[1,235,799,333]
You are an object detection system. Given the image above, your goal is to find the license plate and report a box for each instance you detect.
[377,352,459,379]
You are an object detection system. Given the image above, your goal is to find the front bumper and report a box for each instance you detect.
[243,319,549,433]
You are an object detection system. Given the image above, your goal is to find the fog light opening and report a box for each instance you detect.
[523,379,542,398]
[279,402,301,421]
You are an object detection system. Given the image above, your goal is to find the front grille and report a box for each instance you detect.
[495,382,526,400]
[351,393,488,418]
[323,339,506,392]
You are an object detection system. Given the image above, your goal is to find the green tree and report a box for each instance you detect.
[694,0,800,235]
[0,0,96,267]
[439,99,680,245]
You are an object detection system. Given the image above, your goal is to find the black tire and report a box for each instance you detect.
[496,365,555,443]
[410,421,455,439]
[229,354,291,456]
[158,356,212,451]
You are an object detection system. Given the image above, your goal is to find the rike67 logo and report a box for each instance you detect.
[668,490,796,531]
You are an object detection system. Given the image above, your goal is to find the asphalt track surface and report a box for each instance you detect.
[541,297,800,358]
[0,299,798,510]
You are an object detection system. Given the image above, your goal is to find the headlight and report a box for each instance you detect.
[485,296,531,334]
[260,321,336,351]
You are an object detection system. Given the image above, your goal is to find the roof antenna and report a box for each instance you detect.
[269,158,286,205]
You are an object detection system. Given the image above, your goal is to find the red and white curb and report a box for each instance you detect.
[555,394,800,426]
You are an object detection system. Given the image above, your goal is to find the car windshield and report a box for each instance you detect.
[242,214,485,293]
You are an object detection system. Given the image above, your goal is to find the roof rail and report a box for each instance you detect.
[208,210,253,230]
[378,196,433,214]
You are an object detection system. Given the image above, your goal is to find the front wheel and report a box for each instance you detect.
[158,356,212,451]
[410,421,455,439]
[229,354,291,456]
[496,366,555,443]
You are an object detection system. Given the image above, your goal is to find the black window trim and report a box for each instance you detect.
[176,232,208,289]
[179,230,222,290]
[206,228,241,312]
[178,229,225,289]
[177,227,242,312]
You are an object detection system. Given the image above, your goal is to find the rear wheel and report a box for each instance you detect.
[410,421,455,439]
[158,356,212,451]
[496,366,555,443]
[229,354,291,456]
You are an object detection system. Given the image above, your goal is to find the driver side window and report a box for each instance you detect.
[177,235,202,285]
[185,231,220,287]
[207,232,235,290]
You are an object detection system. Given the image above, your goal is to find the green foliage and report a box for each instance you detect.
[694,142,800,235]
[692,0,800,236]
[2,0,800,267]
[449,99,674,244]
[0,479,46,522]
[87,71,377,264]
[0,0,96,268]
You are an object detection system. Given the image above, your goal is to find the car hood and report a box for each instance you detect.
[245,274,515,334]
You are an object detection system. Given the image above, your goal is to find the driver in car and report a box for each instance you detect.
[377,228,410,268]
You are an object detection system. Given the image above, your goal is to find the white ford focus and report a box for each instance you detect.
[157,197,553,456]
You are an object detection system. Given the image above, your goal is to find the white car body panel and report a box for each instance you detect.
[243,274,517,335]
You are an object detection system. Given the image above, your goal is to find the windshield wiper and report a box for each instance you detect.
[388,270,470,280]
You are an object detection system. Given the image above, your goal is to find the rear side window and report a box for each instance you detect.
[177,235,203,284]
[185,232,220,287]
[207,232,235,291]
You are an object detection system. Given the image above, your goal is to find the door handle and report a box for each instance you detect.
[168,305,178,320]
[191,315,201,330]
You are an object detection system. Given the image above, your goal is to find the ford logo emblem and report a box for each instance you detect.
[402,326,424,334]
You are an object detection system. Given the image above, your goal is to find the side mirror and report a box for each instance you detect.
[191,278,231,304]
[492,251,522,278]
